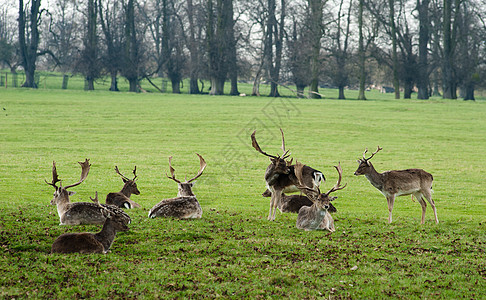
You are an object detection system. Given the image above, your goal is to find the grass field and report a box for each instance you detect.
[0,87,485,299]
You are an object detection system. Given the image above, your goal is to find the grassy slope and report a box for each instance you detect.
[0,88,485,299]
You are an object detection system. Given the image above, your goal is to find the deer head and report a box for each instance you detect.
[114,166,140,195]
[251,129,291,175]
[354,146,383,176]
[45,159,91,205]
[166,153,207,197]
[294,162,346,210]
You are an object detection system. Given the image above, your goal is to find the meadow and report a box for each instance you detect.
[0,86,485,299]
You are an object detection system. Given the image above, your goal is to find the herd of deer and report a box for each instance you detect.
[46,129,438,254]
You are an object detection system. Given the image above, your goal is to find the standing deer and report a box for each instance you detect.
[354,146,438,224]
[51,192,130,254]
[148,154,206,219]
[45,159,130,225]
[294,162,346,231]
[251,129,325,221]
[105,166,141,209]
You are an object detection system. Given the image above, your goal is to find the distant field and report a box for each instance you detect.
[0,88,485,298]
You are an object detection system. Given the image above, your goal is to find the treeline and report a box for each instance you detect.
[0,0,485,99]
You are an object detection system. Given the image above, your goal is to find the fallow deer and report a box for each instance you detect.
[51,192,130,254]
[262,191,337,214]
[45,159,130,225]
[148,154,206,219]
[105,166,141,209]
[294,162,346,232]
[354,146,438,224]
[251,129,325,221]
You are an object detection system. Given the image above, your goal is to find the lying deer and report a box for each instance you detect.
[251,129,325,221]
[148,154,206,219]
[51,192,130,254]
[262,191,337,214]
[46,159,130,225]
[354,146,438,224]
[295,162,346,232]
[105,166,141,209]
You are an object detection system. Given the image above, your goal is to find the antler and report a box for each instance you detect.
[362,146,383,161]
[115,166,129,181]
[166,156,181,183]
[89,191,101,206]
[251,129,291,159]
[115,165,138,181]
[280,128,291,159]
[132,166,137,180]
[187,153,207,183]
[64,159,91,189]
[165,154,207,183]
[251,130,278,159]
[45,161,61,188]
[325,162,347,196]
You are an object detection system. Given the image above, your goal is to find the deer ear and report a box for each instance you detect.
[122,178,128,183]
[329,196,338,201]
[68,191,76,196]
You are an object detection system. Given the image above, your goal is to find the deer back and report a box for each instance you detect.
[381,168,433,195]
[148,196,202,219]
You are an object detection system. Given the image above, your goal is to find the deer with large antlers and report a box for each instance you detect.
[148,154,206,219]
[51,192,131,254]
[354,146,438,224]
[105,166,141,209]
[294,162,346,231]
[251,129,325,221]
[45,159,130,225]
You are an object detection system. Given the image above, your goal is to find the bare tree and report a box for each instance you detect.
[98,0,124,91]
[18,0,42,88]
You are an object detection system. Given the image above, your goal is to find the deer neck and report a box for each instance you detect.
[95,220,117,253]
[56,193,72,215]
[364,163,385,191]
[120,183,132,197]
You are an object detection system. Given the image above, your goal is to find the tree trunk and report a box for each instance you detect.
[18,0,41,88]
[338,85,345,99]
[357,0,366,100]
[308,0,322,99]
[389,0,399,99]
[187,0,200,94]
[109,72,119,91]
[84,0,97,90]
[442,0,459,99]
[171,79,181,94]
[463,83,475,100]
[296,85,306,98]
[416,0,430,99]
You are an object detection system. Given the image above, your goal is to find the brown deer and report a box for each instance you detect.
[51,192,130,254]
[294,162,346,231]
[148,154,206,219]
[262,191,337,214]
[251,129,325,221]
[105,166,141,209]
[354,146,438,224]
[45,159,130,225]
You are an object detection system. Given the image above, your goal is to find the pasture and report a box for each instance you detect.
[0,88,485,298]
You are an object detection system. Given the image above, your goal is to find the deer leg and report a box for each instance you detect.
[386,195,395,223]
[423,189,439,224]
[414,193,427,224]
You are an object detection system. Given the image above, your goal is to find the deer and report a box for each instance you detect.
[45,159,130,225]
[148,153,206,219]
[354,146,438,224]
[105,166,141,209]
[251,129,325,221]
[262,191,337,214]
[51,192,130,254]
[294,162,346,232]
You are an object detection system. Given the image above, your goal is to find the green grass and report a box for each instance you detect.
[0,88,485,299]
